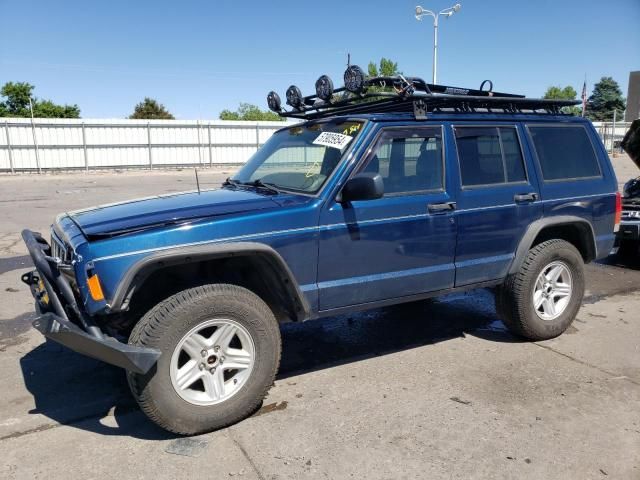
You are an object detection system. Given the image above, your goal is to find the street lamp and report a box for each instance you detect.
[415,3,461,84]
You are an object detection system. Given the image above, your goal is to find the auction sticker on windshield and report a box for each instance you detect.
[313,131,353,150]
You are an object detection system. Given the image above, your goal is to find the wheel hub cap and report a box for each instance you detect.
[170,319,255,406]
[533,261,573,321]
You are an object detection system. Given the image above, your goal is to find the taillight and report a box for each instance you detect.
[614,191,622,232]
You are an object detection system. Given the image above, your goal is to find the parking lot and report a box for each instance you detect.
[1,156,639,479]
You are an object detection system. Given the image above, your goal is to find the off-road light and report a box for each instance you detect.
[267,91,282,112]
[286,85,304,109]
[315,75,334,101]
[344,65,366,93]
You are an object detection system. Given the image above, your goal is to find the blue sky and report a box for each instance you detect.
[1,0,638,119]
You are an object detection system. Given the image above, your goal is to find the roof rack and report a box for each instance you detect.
[266,65,579,120]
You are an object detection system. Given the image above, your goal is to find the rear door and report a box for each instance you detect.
[450,123,543,286]
[317,125,457,310]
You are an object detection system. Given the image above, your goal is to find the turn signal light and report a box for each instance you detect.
[87,273,105,301]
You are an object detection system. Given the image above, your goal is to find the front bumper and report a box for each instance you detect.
[33,313,160,374]
[616,222,640,242]
[21,229,160,374]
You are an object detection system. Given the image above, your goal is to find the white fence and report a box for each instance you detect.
[592,121,632,152]
[0,117,634,173]
[0,118,290,173]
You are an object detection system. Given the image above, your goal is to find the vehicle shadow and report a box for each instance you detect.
[597,250,640,271]
[19,289,517,438]
[278,289,520,378]
[19,341,173,440]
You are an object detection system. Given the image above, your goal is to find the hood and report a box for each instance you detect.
[68,188,280,239]
[622,119,640,170]
[623,177,640,200]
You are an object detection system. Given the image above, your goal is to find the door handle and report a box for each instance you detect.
[514,193,538,203]
[428,201,457,214]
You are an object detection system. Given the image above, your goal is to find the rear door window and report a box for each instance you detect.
[454,126,527,187]
[527,125,602,181]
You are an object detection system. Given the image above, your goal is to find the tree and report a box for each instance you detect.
[346,57,401,103]
[586,77,626,121]
[543,85,577,100]
[367,58,400,78]
[0,82,80,118]
[219,103,283,121]
[543,85,581,115]
[129,97,175,119]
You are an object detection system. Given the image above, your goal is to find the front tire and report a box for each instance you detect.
[127,284,281,435]
[498,239,585,341]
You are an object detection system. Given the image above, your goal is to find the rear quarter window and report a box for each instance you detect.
[528,125,602,181]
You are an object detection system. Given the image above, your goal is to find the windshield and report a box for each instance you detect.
[232,120,364,194]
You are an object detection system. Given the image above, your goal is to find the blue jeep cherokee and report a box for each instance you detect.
[21,67,620,435]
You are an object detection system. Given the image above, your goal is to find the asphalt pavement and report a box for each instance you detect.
[0,157,639,479]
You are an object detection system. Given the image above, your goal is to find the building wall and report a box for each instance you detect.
[626,71,640,122]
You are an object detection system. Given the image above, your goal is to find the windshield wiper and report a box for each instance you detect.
[243,179,280,195]
[222,177,241,188]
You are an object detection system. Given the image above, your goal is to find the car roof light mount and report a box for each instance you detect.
[267,65,580,120]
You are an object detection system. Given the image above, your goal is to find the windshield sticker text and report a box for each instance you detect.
[342,124,361,135]
[313,132,353,150]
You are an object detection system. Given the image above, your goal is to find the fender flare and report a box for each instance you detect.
[508,215,597,275]
[108,241,311,320]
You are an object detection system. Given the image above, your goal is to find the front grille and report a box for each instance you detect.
[622,210,640,221]
[622,198,640,211]
[51,230,71,263]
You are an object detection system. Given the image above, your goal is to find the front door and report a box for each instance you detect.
[317,126,457,311]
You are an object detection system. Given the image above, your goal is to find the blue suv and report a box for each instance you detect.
[21,67,620,434]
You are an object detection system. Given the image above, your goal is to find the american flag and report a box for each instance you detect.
[581,80,587,117]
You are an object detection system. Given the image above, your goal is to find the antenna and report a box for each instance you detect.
[195,168,201,194]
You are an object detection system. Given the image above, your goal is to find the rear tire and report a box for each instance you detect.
[127,284,281,435]
[497,239,584,341]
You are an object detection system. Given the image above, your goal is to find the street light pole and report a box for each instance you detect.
[28,97,42,174]
[415,3,461,84]
[432,14,439,85]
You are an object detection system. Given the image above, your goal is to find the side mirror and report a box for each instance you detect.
[339,173,384,203]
